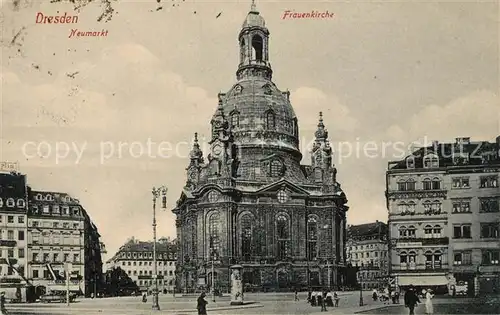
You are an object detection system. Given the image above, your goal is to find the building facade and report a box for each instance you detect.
[0,164,104,298]
[0,167,29,294]
[26,189,104,297]
[107,238,177,293]
[172,3,348,293]
[346,221,389,290]
[386,137,500,295]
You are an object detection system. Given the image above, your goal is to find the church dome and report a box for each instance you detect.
[242,10,266,28]
[242,1,266,29]
[221,77,299,155]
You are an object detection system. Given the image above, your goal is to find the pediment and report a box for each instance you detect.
[256,179,310,196]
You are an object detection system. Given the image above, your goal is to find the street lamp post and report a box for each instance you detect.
[151,186,168,311]
[359,270,364,306]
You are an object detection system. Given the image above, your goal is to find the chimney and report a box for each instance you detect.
[432,141,439,148]
[456,137,471,145]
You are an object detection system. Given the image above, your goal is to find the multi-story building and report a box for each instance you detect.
[346,221,389,290]
[386,136,500,295]
[0,165,29,296]
[107,237,177,293]
[172,2,349,293]
[26,189,103,297]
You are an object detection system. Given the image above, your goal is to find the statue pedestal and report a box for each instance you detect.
[230,264,243,305]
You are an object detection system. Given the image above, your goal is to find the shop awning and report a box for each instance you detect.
[397,275,448,287]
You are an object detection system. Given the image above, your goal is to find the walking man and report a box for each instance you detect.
[404,285,421,315]
[197,292,208,315]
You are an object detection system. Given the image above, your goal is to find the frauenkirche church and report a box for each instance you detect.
[173,3,349,292]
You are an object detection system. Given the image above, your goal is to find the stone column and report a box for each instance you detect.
[230,265,244,305]
[339,217,345,263]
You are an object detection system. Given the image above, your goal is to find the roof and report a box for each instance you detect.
[347,221,387,240]
[389,138,500,170]
[242,4,266,28]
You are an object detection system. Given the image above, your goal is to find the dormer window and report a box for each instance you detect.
[17,199,25,208]
[6,198,15,207]
[53,205,60,214]
[406,156,415,169]
[423,154,439,168]
[43,205,49,213]
[35,194,42,201]
[72,207,80,216]
[266,111,276,130]
[46,194,53,201]
[62,206,69,215]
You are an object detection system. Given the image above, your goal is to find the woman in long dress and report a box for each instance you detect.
[425,289,434,315]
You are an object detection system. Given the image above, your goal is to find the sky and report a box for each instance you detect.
[1,0,499,261]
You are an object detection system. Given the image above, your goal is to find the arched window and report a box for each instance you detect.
[208,212,221,256]
[17,199,25,208]
[407,201,416,213]
[276,214,290,260]
[423,200,432,213]
[251,34,263,60]
[399,226,407,237]
[433,225,442,237]
[398,202,407,213]
[424,225,433,236]
[307,215,318,260]
[431,200,442,213]
[270,160,282,177]
[407,225,416,238]
[266,111,276,130]
[423,178,432,190]
[406,178,416,191]
[231,112,240,128]
[408,251,417,268]
[6,198,15,207]
[432,177,441,190]
[400,251,408,264]
[240,38,246,61]
[292,118,298,137]
[425,250,442,269]
[240,213,253,258]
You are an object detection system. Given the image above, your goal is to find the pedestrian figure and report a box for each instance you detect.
[294,289,299,301]
[1,292,7,315]
[425,289,434,315]
[334,291,339,307]
[307,289,312,304]
[311,291,317,306]
[372,289,378,301]
[320,290,327,312]
[404,285,421,315]
[142,293,147,303]
[197,292,208,315]
[317,291,323,308]
[396,291,400,304]
[326,291,333,307]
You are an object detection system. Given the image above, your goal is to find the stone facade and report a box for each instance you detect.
[172,3,348,293]
[346,221,389,290]
[107,238,177,293]
[386,136,500,296]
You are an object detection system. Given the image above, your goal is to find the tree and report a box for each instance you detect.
[103,267,139,296]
